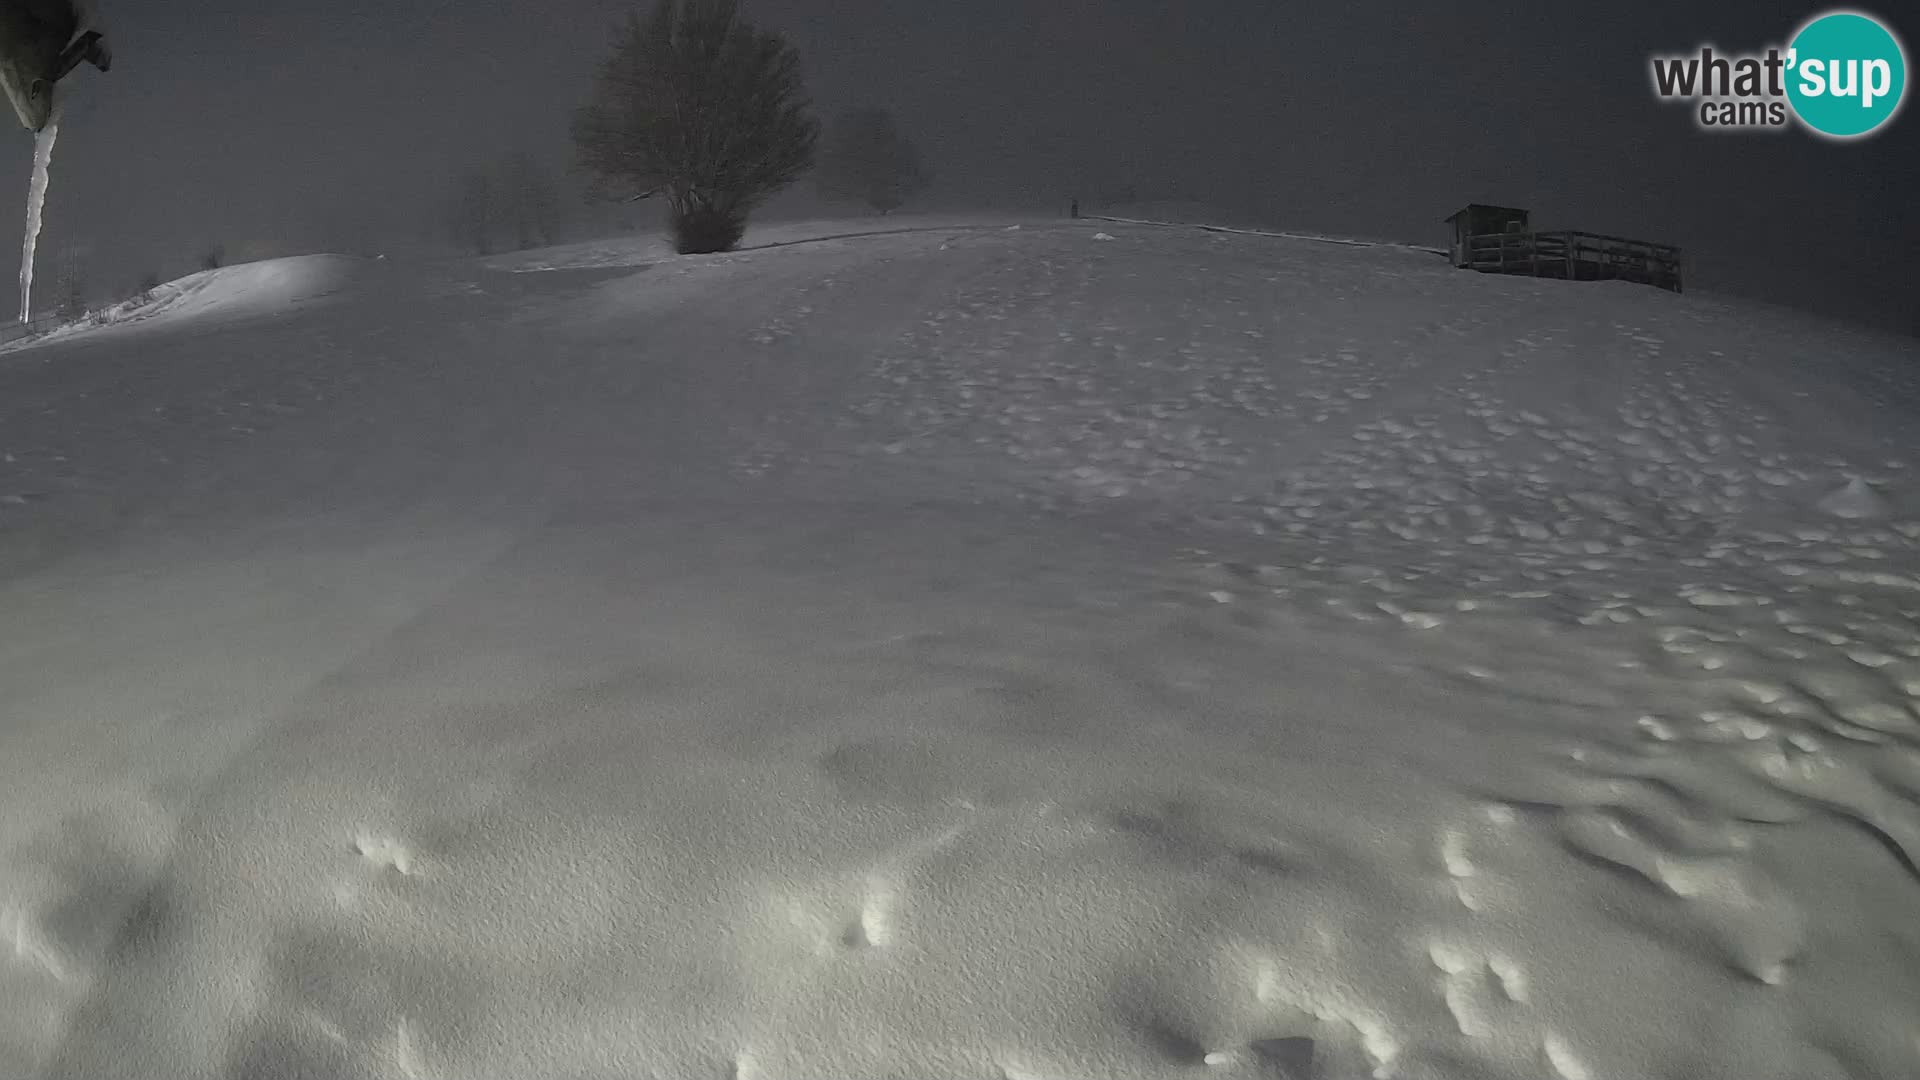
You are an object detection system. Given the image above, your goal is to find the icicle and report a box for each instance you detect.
[19,105,62,324]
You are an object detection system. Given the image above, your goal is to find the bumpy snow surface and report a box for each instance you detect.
[3,218,1919,1080]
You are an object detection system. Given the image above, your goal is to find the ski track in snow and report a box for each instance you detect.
[2,218,1919,1080]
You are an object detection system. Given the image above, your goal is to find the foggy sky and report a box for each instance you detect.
[7,0,1917,332]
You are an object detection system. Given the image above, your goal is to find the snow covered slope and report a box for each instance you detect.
[2,221,1918,1080]
[3,255,369,352]
[135,255,366,322]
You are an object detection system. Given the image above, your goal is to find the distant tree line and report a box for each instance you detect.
[449,151,565,256]
[815,108,930,215]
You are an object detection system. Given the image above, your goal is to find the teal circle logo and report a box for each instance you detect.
[1787,11,1907,138]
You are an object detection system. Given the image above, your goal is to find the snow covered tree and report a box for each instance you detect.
[816,108,930,215]
[573,0,818,254]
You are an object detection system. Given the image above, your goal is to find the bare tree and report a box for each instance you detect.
[499,151,561,250]
[54,244,86,318]
[573,0,818,254]
[816,108,930,215]
[451,169,495,255]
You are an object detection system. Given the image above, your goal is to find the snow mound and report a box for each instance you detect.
[1816,476,1891,519]
[124,255,366,324]
[5,256,368,349]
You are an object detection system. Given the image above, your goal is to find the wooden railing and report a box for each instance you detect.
[2,284,165,348]
[1463,230,1682,292]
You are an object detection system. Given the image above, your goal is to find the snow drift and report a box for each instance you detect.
[4,255,369,351]
[136,255,367,323]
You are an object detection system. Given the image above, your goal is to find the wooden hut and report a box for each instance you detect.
[1445,205,1682,293]
[1446,205,1531,268]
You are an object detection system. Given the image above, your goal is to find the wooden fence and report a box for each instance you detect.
[1463,230,1682,293]
[1,282,164,348]
[0,312,66,347]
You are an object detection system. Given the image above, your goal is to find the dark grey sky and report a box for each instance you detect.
[8,0,1917,330]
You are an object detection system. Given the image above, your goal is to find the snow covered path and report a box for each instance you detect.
[3,221,1918,1079]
